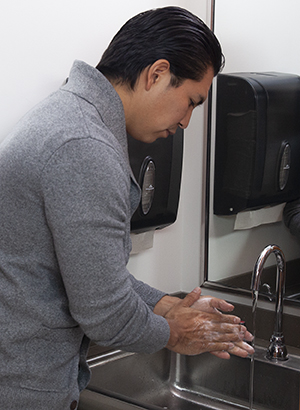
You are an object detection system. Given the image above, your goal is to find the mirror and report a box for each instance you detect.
[204,0,300,304]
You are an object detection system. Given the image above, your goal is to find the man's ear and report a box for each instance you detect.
[145,59,170,91]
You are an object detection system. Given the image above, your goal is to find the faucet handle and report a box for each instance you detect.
[261,283,273,301]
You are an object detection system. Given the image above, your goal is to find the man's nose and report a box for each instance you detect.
[178,109,193,129]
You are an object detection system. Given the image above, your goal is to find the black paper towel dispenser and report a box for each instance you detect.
[214,72,300,215]
[128,128,183,232]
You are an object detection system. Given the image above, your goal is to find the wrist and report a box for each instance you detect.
[153,295,181,317]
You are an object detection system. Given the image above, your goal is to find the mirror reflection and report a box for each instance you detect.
[205,0,300,304]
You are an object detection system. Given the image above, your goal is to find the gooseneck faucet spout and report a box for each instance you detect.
[251,244,288,361]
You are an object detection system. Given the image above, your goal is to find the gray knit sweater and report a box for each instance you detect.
[0,60,169,409]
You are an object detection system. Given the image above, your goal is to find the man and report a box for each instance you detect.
[0,6,253,410]
[284,199,300,240]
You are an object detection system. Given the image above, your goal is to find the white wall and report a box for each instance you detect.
[0,1,211,293]
[207,0,300,281]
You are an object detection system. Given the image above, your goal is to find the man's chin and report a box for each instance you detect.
[129,130,172,143]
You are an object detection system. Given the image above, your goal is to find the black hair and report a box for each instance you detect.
[96,6,224,89]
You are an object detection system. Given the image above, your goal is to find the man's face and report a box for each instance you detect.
[126,65,214,143]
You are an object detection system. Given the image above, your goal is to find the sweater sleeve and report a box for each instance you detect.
[42,137,170,353]
[129,274,167,310]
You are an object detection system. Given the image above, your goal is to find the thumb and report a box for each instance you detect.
[181,287,202,308]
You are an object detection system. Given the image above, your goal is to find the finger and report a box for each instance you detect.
[180,287,202,308]
[209,298,234,313]
[210,350,231,359]
[244,329,254,342]
[211,312,241,325]
[239,326,254,342]
[190,297,220,314]
[233,340,255,355]
[191,296,229,314]
[216,341,254,358]
[206,341,235,354]
[209,342,254,359]
[226,346,252,358]
[198,323,250,344]
[190,296,222,315]
[200,328,245,343]
[208,318,254,344]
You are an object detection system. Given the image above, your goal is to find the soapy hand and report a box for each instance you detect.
[190,291,254,359]
[163,288,254,358]
[190,294,235,314]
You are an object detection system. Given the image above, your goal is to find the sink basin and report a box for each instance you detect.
[79,343,300,410]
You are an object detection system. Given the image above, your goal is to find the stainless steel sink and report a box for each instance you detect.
[79,343,300,410]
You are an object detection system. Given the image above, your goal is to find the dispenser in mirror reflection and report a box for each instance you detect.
[213,72,300,217]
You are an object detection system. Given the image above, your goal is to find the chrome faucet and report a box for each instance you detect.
[251,244,288,361]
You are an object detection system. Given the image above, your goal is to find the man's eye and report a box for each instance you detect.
[189,99,196,108]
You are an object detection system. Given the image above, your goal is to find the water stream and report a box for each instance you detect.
[249,290,259,410]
